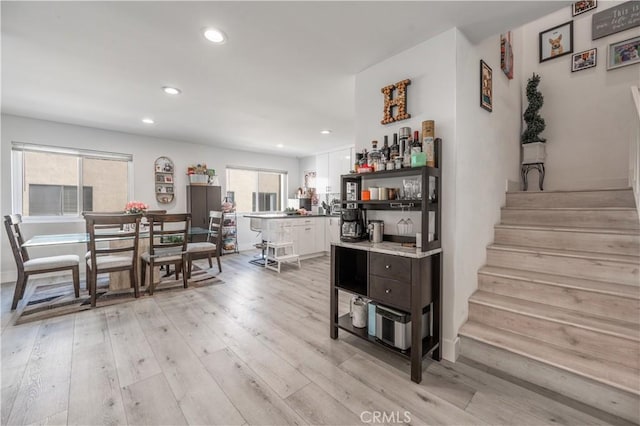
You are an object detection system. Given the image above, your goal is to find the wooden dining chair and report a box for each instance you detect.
[186,210,223,277]
[84,213,142,307]
[3,214,80,310]
[140,213,190,295]
[82,211,126,293]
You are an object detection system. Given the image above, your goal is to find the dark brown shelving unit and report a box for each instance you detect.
[330,139,443,384]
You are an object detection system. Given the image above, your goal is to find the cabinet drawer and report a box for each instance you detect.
[370,252,411,282]
[369,276,410,311]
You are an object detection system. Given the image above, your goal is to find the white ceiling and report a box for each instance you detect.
[2,1,567,157]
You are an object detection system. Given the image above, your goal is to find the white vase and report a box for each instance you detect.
[522,142,546,164]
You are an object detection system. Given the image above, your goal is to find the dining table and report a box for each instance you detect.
[22,227,211,290]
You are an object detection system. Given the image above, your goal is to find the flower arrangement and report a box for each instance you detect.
[187,164,215,176]
[124,201,148,214]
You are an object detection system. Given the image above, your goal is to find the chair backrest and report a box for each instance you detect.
[209,211,224,253]
[146,213,191,257]
[3,214,29,269]
[84,213,142,268]
[250,217,262,233]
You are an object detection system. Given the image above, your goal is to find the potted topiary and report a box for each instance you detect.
[521,73,546,164]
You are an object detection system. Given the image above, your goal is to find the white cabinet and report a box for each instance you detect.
[291,218,325,256]
[316,148,352,195]
[325,217,341,252]
[328,149,352,194]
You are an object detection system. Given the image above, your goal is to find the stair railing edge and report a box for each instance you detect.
[630,86,640,223]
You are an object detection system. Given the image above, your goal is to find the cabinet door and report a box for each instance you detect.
[316,153,329,194]
[328,149,351,194]
[296,224,315,255]
[325,217,341,251]
[314,219,325,253]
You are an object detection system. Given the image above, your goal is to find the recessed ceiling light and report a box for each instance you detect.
[320,130,332,134]
[162,86,181,95]
[142,118,155,124]
[204,28,227,44]
[276,144,284,148]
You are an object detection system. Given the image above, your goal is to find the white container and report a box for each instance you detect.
[369,187,379,200]
[416,232,422,248]
[350,297,368,328]
[522,142,546,164]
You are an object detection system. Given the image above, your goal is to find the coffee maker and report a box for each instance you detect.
[340,203,366,242]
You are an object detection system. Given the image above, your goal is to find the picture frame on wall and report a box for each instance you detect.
[539,21,574,62]
[571,48,597,72]
[607,36,640,70]
[480,60,493,112]
[572,0,597,16]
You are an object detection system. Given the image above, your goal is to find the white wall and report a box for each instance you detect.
[452,29,523,356]
[521,2,640,190]
[355,28,460,360]
[1,114,300,281]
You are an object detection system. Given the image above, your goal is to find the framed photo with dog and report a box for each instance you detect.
[480,60,492,112]
[539,21,573,62]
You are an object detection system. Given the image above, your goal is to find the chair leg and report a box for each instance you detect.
[187,257,192,279]
[140,259,146,289]
[72,266,80,298]
[148,260,155,296]
[11,272,27,310]
[131,268,139,298]
[207,255,213,268]
[216,255,222,273]
[181,259,188,289]
[90,269,97,308]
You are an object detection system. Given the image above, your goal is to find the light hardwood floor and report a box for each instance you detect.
[1,252,633,426]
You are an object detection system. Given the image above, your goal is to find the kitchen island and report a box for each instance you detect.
[244,213,328,258]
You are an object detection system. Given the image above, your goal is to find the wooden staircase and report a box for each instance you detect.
[459,188,640,423]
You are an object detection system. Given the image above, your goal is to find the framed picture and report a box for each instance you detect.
[155,174,165,183]
[607,36,640,70]
[164,175,173,183]
[571,48,597,72]
[166,186,174,193]
[480,60,492,112]
[539,21,573,62]
[572,0,597,16]
[500,32,514,80]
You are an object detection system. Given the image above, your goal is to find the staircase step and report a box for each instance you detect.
[459,322,640,422]
[494,224,640,256]
[506,188,636,208]
[478,266,640,322]
[487,244,640,286]
[469,291,639,369]
[501,207,640,230]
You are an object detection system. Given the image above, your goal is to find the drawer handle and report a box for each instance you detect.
[385,289,391,294]
[385,265,391,269]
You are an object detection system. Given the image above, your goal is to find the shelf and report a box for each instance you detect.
[336,314,438,359]
[342,166,440,179]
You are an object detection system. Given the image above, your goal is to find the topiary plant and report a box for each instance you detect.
[521,73,546,144]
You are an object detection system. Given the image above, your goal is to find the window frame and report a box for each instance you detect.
[11,142,134,223]
[225,165,288,213]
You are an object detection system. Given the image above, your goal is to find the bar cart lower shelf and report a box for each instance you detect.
[335,314,440,360]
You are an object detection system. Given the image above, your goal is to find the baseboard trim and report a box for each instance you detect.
[442,336,459,362]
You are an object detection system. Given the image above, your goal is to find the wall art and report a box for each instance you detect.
[480,60,493,112]
[571,48,597,71]
[540,21,574,62]
[500,31,514,79]
[573,0,597,16]
[381,79,411,124]
[592,1,640,40]
[607,35,640,70]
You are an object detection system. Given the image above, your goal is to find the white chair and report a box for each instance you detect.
[264,220,300,273]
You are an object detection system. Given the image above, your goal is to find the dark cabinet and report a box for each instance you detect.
[186,186,221,241]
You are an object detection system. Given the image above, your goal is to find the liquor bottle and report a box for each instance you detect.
[412,131,421,152]
[391,133,400,160]
[422,120,435,167]
[381,136,391,162]
[368,141,382,172]
[403,142,411,168]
